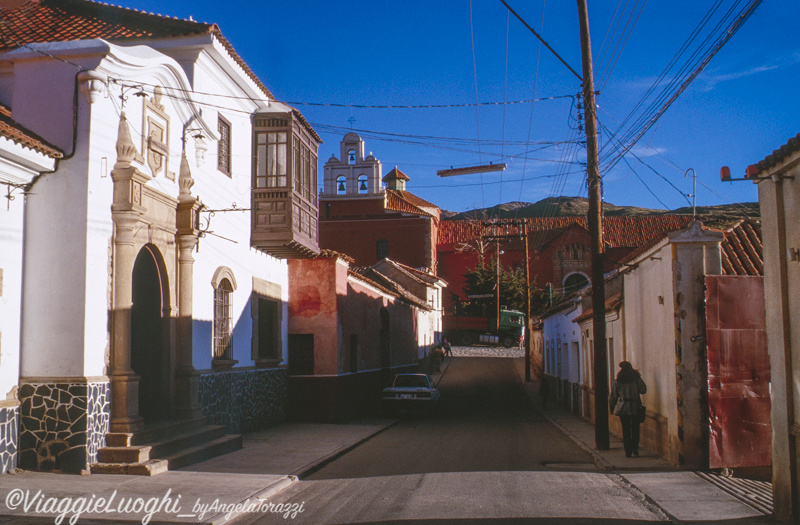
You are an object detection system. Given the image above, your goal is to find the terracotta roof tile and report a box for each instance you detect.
[385,190,437,218]
[0,103,62,158]
[721,220,763,276]
[0,0,275,100]
[438,215,695,250]
[752,133,800,175]
[383,166,410,181]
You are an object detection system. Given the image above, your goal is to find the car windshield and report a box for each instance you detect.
[394,375,429,388]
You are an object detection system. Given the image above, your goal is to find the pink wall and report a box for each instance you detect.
[289,255,420,377]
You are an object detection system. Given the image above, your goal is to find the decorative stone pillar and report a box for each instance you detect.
[174,152,204,419]
[109,113,150,432]
[668,221,724,469]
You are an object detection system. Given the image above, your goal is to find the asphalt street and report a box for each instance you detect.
[233,355,669,524]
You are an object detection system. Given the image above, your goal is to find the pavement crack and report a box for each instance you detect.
[607,473,675,523]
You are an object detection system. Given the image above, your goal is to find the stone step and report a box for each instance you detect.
[129,416,210,445]
[165,434,243,470]
[90,458,168,476]
[90,417,242,475]
[146,425,228,459]
[96,445,152,464]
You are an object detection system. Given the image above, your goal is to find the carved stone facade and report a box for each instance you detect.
[552,242,591,290]
[198,368,288,434]
[18,381,110,473]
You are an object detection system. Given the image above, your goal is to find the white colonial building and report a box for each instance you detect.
[0,1,320,473]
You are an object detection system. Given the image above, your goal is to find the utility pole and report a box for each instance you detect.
[496,240,501,333]
[577,0,609,450]
[482,219,531,381]
[523,220,531,382]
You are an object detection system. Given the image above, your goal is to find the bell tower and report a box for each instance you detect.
[322,133,382,197]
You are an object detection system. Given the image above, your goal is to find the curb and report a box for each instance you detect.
[291,421,399,480]
[207,475,298,525]
[511,358,615,472]
[206,420,400,524]
[543,413,615,472]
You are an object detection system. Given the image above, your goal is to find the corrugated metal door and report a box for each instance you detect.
[706,275,771,469]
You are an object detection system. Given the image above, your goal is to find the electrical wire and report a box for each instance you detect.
[469,0,485,208]
[601,0,762,174]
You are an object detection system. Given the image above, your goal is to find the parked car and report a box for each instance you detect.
[382,373,440,414]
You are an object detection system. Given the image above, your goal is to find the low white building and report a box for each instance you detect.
[540,296,583,412]
[0,1,320,473]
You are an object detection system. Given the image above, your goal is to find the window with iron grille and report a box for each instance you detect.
[217,116,231,175]
[213,278,234,360]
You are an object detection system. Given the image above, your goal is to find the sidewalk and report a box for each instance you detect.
[0,419,397,525]
[0,361,455,525]
[0,356,774,524]
[517,362,775,523]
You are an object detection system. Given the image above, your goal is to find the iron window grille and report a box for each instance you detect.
[213,278,234,360]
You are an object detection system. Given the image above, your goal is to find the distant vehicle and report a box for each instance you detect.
[443,308,524,348]
[382,373,440,414]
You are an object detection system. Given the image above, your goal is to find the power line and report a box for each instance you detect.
[499,0,583,81]
[601,0,763,173]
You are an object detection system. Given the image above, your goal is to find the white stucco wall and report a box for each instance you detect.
[9,39,291,379]
[621,241,677,441]
[542,298,582,382]
[0,142,55,395]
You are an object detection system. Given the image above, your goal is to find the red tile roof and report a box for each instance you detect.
[0,102,62,158]
[383,167,410,181]
[385,190,438,218]
[0,0,275,99]
[751,133,800,175]
[721,220,763,276]
[349,266,431,310]
[438,215,695,250]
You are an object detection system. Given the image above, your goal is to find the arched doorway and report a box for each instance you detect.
[131,245,171,421]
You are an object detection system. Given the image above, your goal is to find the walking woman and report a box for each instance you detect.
[609,361,647,457]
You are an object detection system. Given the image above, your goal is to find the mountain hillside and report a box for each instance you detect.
[441,196,759,229]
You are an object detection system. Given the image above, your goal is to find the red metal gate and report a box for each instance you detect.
[706,275,771,469]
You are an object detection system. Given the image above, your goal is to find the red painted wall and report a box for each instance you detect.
[320,216,434,269]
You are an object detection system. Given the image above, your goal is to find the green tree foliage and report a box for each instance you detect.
[458,256,562,317]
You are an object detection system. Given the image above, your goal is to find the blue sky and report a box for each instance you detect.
[121,0,798,213]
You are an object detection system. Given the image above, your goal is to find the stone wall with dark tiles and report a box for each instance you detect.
[86,382,110,464]
[0,406,19,473]
[18,381,110,473]
[198,368,288,434]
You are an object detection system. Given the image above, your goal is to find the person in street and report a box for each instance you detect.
[432,343,444,372]
[442,338,452,357]
[609,361,647,457]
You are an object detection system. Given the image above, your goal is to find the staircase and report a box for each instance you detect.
[91,416,242,475]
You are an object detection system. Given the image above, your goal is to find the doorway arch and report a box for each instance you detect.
[131,245,171,421]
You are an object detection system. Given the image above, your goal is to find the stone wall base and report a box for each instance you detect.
[0,405,19,473]
[19,381,110,473]
[198,368,288,434]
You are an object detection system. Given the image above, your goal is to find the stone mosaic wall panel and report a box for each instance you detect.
[0,406,19,473]
[86,382,110,465]
[18,381,110,473]
[199,368,288,434]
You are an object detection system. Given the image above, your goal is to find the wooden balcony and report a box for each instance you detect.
[251,110,321,259]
